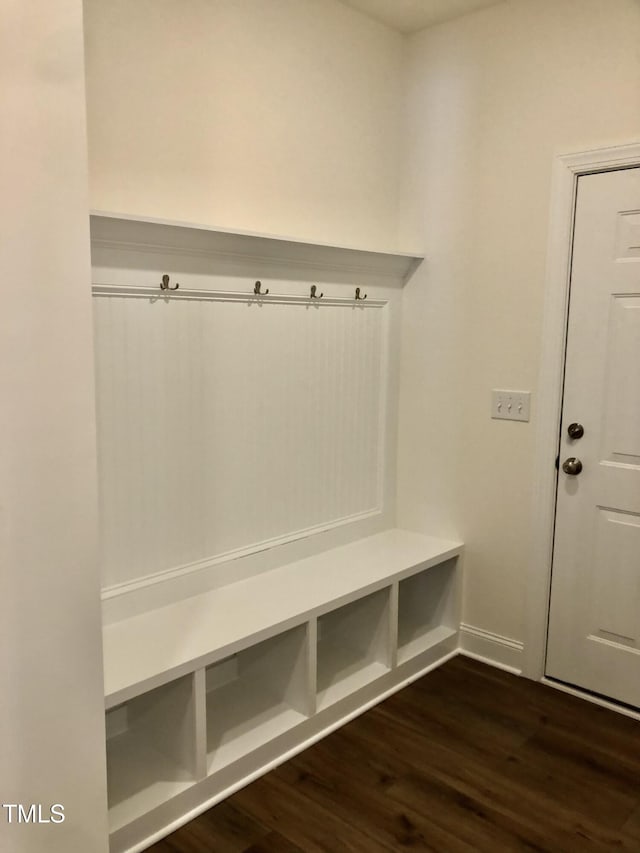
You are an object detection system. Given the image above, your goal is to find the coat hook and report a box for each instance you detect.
[310,284,324,299]
[253,280,269,296]
[355,287,367,301]
[160,274,179,291]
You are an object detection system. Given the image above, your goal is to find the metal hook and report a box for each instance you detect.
[160,274,179,291]
[355,287,367,301]
[253,280,269,296]
[310,284,324,299]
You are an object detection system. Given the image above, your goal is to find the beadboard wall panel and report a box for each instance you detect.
[94,292,388,592]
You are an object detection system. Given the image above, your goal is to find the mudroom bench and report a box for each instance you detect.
[103,528,463,853]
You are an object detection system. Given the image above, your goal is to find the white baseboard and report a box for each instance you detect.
[541,677,640,722]
[458,623,524,675]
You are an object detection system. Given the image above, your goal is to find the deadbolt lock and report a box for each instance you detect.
[567,422,584,439]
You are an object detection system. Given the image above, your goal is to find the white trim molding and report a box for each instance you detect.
[459,623,524,674]
[525,141,640,681]
[101,508,383,604]
[542,678,640,723]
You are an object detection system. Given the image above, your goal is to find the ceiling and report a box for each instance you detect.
[339,0,505,33]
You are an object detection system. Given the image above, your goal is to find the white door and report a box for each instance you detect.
[546,166,640,706]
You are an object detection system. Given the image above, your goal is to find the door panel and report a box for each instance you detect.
[615,210,640,259]
[546,167,640,706]
[592,509,640,646]
[603,296,640,462]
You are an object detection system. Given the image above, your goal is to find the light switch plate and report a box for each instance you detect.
[492,390,531,422]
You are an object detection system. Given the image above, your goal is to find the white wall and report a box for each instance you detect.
[81,0,640,667]
[0,1,108,850]
[15,2,639,846]
[397,0,640,651]
[83,0,403,250]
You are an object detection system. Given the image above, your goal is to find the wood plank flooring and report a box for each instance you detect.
[148,656,640,852]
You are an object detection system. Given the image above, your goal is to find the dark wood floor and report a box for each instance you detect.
[148,656,640,852]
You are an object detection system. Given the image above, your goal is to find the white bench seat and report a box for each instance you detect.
[103,528,462,707]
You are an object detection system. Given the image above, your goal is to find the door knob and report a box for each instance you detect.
[562,457,583,475]
[567,423,584,439]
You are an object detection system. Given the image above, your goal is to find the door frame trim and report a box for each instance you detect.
[524,141,640,681]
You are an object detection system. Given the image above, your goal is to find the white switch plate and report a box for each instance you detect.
[491,390,531,422]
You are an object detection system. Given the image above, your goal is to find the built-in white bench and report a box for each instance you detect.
[103,528,463,853]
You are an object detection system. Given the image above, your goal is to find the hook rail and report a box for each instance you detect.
[93,283,386,308]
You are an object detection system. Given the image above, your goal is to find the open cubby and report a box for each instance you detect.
[316,588,391,709]
[105,675,198,832]
[397,558,458,665]
[206,625,310,773]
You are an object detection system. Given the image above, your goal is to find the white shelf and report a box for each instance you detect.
[205,626,310,773]
[90,211,424,285]
[317,589,391,709]
[397,558,459,666]
[103,529,463,707]
[105,676,199,832]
